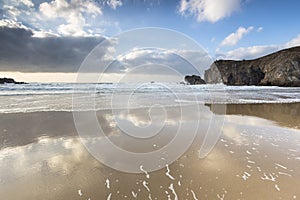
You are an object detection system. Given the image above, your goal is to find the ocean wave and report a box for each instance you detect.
[0,83,300,113]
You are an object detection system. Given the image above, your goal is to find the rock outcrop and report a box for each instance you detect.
[184,75,206,85]
[0,77,26,84]
[205,46,300,87]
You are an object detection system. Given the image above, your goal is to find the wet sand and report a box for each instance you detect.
[0,103,300,199]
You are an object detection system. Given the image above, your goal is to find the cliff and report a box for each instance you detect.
[205,46,300,87]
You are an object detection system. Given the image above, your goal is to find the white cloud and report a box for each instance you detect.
[218,45,279,60]
[57,23,87,37]
[178,0,241,23]
[1,0,34,20]
[39,0,102,36]
[3,0,34,8]
[217,34,300,60]
[1,0,122,37]
[257,27,263,32]
[39,0,102,18]
[32,30,60,38]
[21,0,34,7]
[220,26,254,46]
[0,18,59,38]
[107,0,123,10]
[284,34,300,48]
[0,18,30,30]
[3,5,21,20]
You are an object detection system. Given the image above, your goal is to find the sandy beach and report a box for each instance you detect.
[0,103,299,200]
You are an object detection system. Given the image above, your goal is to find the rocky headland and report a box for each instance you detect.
[204,46,300,87]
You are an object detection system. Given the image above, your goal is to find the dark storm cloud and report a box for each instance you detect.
[0,26,212,75]
[0,26,106,72]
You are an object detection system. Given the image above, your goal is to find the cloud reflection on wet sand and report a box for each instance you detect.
[0,103,299,199]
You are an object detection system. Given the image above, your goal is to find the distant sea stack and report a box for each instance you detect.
[205,46,300,87]
[0,77,26,84]
[184,75,206,85]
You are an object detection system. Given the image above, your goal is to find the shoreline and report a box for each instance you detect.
[1,103,300,150]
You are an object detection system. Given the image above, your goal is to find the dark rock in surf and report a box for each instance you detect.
[184,75,206,85]
[0,77,26,84]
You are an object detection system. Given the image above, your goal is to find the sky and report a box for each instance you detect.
[0,0,300,82]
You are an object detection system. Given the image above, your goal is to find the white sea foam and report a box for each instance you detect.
[140,165,150,179]
[165,164,175,180]
[105,178,110,189]
[107,193,112,200]
[1,83,300,113]
[142,181,150,192]
[242,172,251,180]
[132,191,138,198]
[190,190,198,200]
[261,173,276,182]
[278,172,292,177]
[168,183,178,200]
[217,194,225,200]
[275,163,287,170]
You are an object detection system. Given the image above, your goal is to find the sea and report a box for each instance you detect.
[1,82,300,113]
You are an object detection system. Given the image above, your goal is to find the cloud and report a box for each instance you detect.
[2,0,34,8]
[39,0,102,18]
[1,0,122,37]
[257,27,263,32]
[39,0,102,36]
[217,34,300,60]
[0,18,212,76]
[0,19,212,76]
[3,5,21,20]
[1,0,35,20]
[220,26,254,46]
[32,29,60,38]
[284,34,300,48]
[178,0,241,23]
[20,0,34,7]
[0,20,110,72]
[111,48,212,76]
[217,45,279,60]
[0,18,30,29]
[106,0,123,10]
